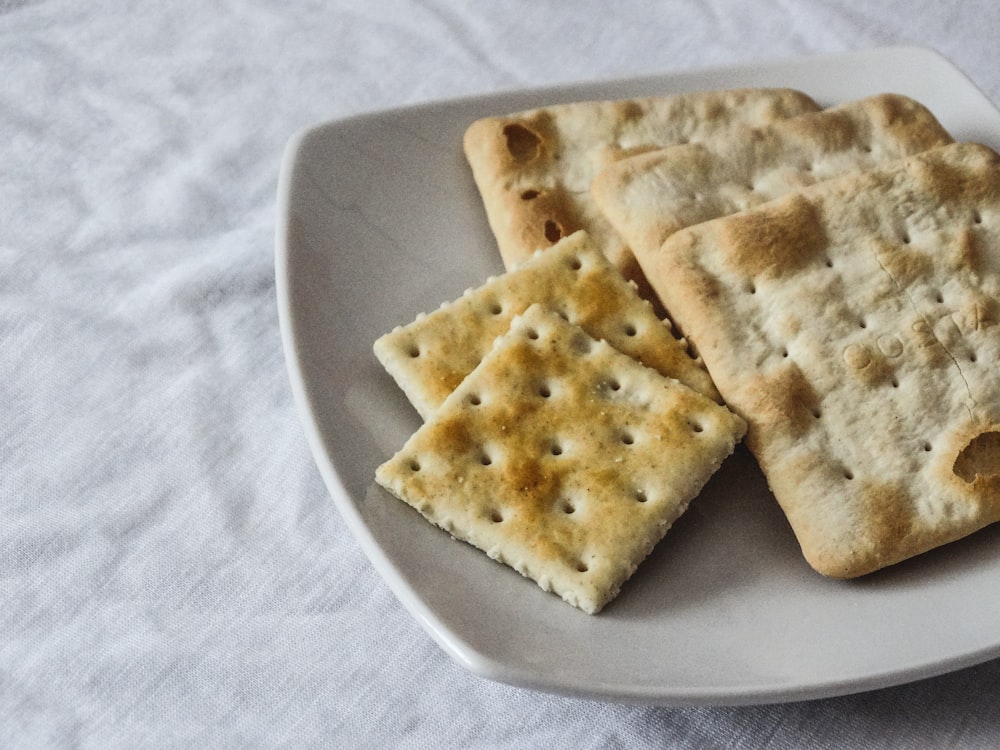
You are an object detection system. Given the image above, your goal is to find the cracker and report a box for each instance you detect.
[375,305,747,613]
[592,94,954,270]
[463,88,819,291]
[647,142,1000,578]
[374,230,718,420]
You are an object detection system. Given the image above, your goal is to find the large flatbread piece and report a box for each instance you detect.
[463,88,819,291]
[647,142,1000,578]
[374,230,718,420]
[592,94,954,270]
[375,305,747,613]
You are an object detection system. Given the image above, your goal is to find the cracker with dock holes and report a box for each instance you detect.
[591,94,954,270]
[462,88,819,294]
[647,142,1000,578]
[375,305,746,613]
[374,230,718,420]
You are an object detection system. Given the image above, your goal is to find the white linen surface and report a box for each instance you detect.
[3,1,1000,747]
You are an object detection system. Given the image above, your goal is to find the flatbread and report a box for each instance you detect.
[375,305,747,613]
[374,230,718,420]
[592,93,954,270]
[646,142,1000,578]
[463,88,819,293]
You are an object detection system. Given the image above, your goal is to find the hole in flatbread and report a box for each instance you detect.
[575,561,589,573]
[891,377,900,388]
[525,327,539,340]
[811,408,822,419]
[624,323,637,337]
[935,291,944,303]
[408,459,421,472]
[488,302,503,315]
[538,383,552,398]
[468,394,482,406]
[690,421,704,433]
[922,441,933,452]
[974,210,983,224]
[480,453,493,466]
[570,332,593,355]
[954,431,1000,483]
[490,510,504,523]
[859,319,867,329]
[544,219,564,244]
[634,489,648,503]
[502,123,541,162]
[520,189,540,200]
[901,232,911,245]
[608,378,621,392]
[747,283,757,295]
[824,258,834,268]
[550,442,563,456]
[621,432,635,445]
[407,344,420,358]
[560,500,576,515]
[970,352,978,363]
[566,255,583,271]
[780,347,789,358]
[843,469,855,480]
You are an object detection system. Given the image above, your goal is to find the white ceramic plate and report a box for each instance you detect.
[276,46,1000,706]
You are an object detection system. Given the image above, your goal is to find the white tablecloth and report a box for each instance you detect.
[4,1,1000,747]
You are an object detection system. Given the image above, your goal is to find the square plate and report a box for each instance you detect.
[276,46,1000,705]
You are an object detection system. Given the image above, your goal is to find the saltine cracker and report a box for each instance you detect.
[374,230,718,420]
[375,305,746,613]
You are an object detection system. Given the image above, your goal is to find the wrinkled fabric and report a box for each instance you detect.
[3,1,1000,747]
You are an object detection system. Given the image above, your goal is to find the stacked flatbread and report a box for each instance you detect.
[463,87,820,296]
[591,94,954,268]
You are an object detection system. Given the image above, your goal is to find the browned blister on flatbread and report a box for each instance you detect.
[374,231,718,420]
[647,142,1000,578]
[592,94,954,278]
[375,305,746,613]
[463,88,819,294]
